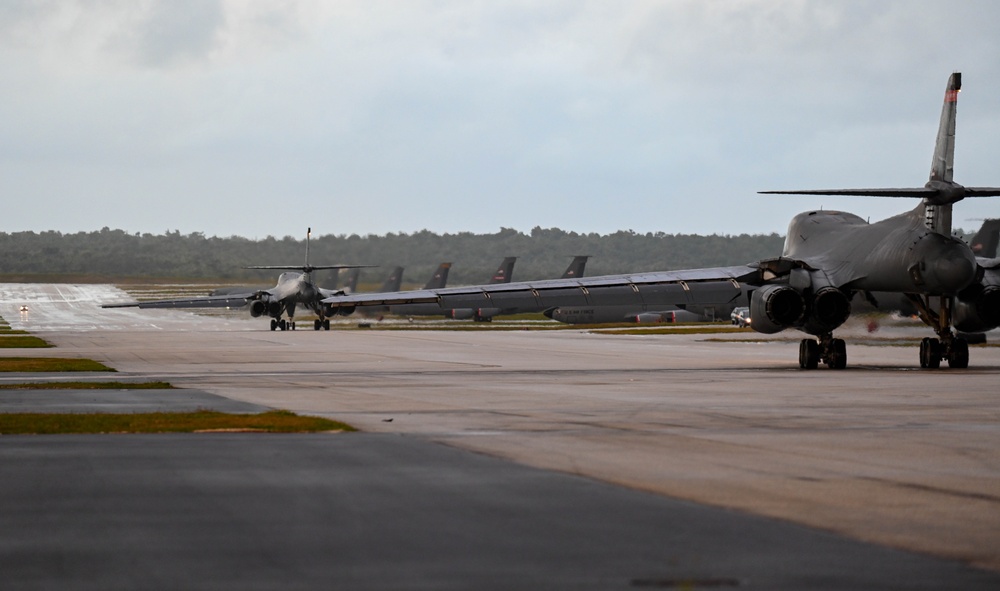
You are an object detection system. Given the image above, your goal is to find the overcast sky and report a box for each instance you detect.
[2,0,999,240]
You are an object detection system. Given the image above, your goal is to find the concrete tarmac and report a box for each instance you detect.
[3,284,1000,585]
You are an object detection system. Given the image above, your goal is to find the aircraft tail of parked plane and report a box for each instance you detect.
[488,257,517,284]
[378,267,405,293]
[968,218,1000,258]
[423,263,452,289]
[341,268,361,294]
[560,256,590,279]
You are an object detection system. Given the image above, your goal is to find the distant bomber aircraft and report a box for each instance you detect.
[103,229,373,331]
[322,72,1000,368]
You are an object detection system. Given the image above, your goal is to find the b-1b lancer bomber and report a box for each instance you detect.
[320,72,1000,368]
[103,229,373,331]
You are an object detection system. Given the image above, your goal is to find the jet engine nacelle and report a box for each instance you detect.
[474,308,502,321]
[632,312,675,324]
[448,309,475,320]
[801,286,852,334]
[953,283,1000,332]
[249,300,267,318]
[336,305,356,316]
[749,284,805,334]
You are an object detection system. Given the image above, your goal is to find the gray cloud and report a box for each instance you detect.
[1,0,998,239]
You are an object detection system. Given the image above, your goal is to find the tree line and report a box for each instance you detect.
[0,225,975,288]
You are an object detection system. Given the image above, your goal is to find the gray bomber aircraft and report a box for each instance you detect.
[551,218,998,325]
[321,72,999,369]
[103,229,373,331]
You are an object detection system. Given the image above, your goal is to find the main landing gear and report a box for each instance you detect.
[313,318,331,331]
[907,294,970,369]
[918,336,968,368]
[798,333,847,370]
[270,318,296,331]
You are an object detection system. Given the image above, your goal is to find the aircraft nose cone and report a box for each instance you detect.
[924,244,977,294]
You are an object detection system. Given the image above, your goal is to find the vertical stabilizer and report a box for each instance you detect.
[489,257,517,284]
[423,263,452,289]
[379,267,405,292]
[930,73,960,184]
[561,256,590,279]
[969,218,1000,258]
[342,267,361,293]
[305,227,312,269]
[925,73,961,235]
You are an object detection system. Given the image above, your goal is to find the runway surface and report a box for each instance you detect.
[3,283,1000,585]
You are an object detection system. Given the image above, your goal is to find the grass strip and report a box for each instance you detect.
[0,410,355,435]
[597,326,750,336]
[0,336,53,348]
[0,358,115,372]
[0,381,172,390]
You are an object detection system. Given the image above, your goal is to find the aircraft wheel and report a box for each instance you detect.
[824,338,846,369]
[291,321,296,331]
[829,338,847,369]
[279,319,287,331]
[947,337,969,369]
[323,319,331,330]
[920,337,941,369]
[270,319,278,331]
[798,339,819,369]
[314,319,321,331]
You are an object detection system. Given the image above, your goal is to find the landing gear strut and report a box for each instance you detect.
[907,294,970,369]
[270,318,295,331]
[798,333,847,370]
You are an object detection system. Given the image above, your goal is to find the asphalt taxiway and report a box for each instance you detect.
[2,283,1000,588]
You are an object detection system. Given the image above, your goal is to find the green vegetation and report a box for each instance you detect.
[0,335,53,348]
[0,357,114,372]
[0,225,981,287]
[0,410,355,435]
[597,325,750,336]
[0,227,788,287]
[0,381,172,390]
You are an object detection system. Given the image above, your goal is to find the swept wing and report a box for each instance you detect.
[322,265,757,313]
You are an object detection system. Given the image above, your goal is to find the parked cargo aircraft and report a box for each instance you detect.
[103,229,373,331]
[322,73,999,368]
[452,255,590,321]
[382,257,515,321]
[360,263,450,318]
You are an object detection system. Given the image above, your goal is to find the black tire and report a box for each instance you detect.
[830,338,847,369]
[920,337,941,369]
[799,339,819,369]
[948,338,969,369]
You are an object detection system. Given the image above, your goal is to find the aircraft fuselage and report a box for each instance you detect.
[784,205,978,296]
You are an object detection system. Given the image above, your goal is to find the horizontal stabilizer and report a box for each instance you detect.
[759,186,1000,202]
[759,188,934,197]
[245,265,377,272]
